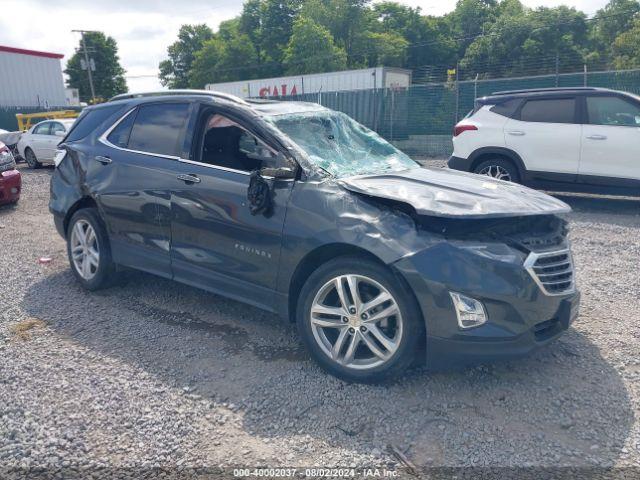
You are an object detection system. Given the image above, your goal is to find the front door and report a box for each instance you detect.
[170,108,293,311]
[504,96,581,180]
[90,101,192,278]
[579,95,640,185]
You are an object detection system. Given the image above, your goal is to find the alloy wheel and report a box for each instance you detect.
[310,274,403,370]
[25,149,37,168]
[70,219,100,280]
[478,164,512,181]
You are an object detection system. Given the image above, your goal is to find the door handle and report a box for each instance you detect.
[507,130,526,136]
[177,174,201,184]
[95,155,112,165]
[586,134,607,140]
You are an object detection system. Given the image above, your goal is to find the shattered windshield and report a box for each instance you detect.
[266,111,419,178]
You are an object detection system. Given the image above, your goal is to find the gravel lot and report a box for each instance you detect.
[1,163,639,478]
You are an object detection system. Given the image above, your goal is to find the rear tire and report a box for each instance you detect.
[473,158,520,183]
[66,208,116,290]
[296,256,424,383]
[24,148,41,169]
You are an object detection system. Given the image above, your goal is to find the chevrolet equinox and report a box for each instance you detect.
[50,91,580,382]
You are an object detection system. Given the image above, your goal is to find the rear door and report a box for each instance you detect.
[30,122,52,158]
[93,101,193,278]
[579,94,640,185]
[43,122,66,161]
[504,96,581,181]
[169,105,294,311]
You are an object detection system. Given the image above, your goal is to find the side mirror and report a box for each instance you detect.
[54,130,66,137]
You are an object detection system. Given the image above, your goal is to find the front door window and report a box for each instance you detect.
[586,96,640,127]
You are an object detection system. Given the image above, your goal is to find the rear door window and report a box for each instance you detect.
[586,96,640,127]
[107,110,137,148]
[65,105,123,142]
[127,103,191,157]
[519,98,576,124]
[490,98,522,118]
[50,122,66,136]
[33,123,51,135]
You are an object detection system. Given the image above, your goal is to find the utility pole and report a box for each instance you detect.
[72,30,97,103]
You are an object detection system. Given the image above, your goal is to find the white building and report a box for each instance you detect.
[0,45,67,108]
[206,67,412,99]
[65,88,81,107]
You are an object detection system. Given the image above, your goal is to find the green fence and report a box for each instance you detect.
[281,68,640,158]
[0,106,72,132]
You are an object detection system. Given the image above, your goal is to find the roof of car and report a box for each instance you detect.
[478,87,617,103]
[107,90,329,117]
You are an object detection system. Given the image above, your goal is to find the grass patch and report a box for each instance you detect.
[10,318,46,340]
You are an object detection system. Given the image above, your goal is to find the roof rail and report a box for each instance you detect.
[109,89,249,105]
[490,87,602,96]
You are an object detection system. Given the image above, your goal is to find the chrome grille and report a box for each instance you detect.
[524,249,575,296]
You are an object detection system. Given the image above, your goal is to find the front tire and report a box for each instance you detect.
[24,148,41,169]
[66,208,116,290]
[473,158,520,183]
[296,256,424,383]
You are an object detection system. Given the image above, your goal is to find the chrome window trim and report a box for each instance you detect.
[178,158,250,176]
[524,249,576,297]
[99,105,296,179]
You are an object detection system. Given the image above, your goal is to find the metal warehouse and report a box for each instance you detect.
[0,45,66,108]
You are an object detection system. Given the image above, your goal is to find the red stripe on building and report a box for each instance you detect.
[0,45,64,60]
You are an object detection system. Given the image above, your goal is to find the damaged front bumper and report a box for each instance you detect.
[393,240,580,369]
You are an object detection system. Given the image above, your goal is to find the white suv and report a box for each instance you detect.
[449,87,640,195]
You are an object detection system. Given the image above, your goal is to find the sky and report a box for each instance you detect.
[0,0,610,93]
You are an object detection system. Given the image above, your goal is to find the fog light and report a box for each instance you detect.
[10,187,18,194]
[449,292,487,329]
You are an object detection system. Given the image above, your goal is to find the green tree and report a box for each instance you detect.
[301,0,373,66]
[261,0,303,68]
[216,34,260,82]
[188,38,224,88]
[65,32,126,102]
[364,32,408,67]
[591,0,640,48]
[239,0,265,61]
[159,24,213,88]
[372,2,456,68]
[612,17,640,68]
[283,17,347,74]
[450,0,499,56]
[460,4,588,78]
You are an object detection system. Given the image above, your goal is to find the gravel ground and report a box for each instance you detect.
[1,162,639,478]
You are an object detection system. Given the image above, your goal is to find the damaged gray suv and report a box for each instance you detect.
[50,91,580,382]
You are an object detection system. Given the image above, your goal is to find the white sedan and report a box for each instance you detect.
[17,119,76,168]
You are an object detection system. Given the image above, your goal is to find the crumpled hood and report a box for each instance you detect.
[338,167,571,218]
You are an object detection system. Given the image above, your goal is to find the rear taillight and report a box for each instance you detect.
[453,124,478,137]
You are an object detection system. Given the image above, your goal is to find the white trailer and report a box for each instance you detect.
[205,67,412,98]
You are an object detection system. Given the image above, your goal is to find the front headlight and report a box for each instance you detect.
[0,147,15,172]
[456,242,525,264]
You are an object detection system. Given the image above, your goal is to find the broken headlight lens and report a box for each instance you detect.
[449,292,487,330]
[457,242,524,264]
[0,146,15,172]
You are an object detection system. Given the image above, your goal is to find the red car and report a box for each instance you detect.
[0,141,20,205]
